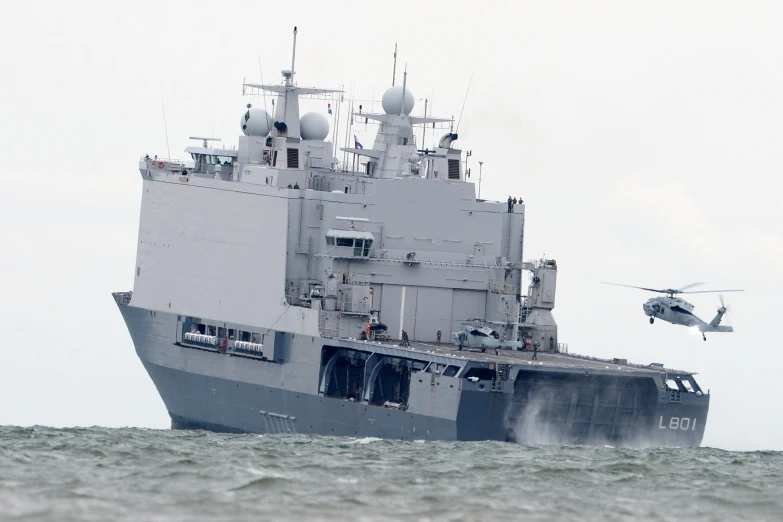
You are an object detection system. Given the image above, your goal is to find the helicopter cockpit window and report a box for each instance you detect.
[470,329,488,337]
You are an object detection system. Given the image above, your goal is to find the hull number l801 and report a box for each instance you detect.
[659,416,697,431]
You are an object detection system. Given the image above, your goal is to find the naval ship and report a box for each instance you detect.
[113,29,709,446]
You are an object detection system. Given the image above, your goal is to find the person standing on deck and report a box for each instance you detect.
[532,341,539,361]
[436,329,442,346]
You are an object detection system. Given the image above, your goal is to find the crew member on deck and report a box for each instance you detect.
[401,330,410,347]
[532,341,539,360]
[507,196,513,213]
[436,329,441,346]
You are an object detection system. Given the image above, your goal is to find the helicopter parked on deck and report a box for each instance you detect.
[452,318,523,352]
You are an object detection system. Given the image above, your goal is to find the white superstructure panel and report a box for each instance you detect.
[131,179,318,335]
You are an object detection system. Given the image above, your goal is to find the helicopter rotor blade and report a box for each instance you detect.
[601,282,668,293]
[680,289,745,294]
[677,282,704,292]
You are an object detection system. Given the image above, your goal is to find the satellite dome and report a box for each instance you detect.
[240,107,273,137]
[381,85,414,115]
[300,112,330,141]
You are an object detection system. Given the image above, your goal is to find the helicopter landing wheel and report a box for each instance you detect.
[649,317,654,324]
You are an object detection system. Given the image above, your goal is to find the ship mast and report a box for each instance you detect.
[289,26,297,86]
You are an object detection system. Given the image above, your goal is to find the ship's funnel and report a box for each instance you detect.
[438,132,458,148]
[274,121,288,137]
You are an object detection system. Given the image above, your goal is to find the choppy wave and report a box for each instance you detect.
[0,426,781,521]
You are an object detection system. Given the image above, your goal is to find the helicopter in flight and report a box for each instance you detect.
[602,282,744,340]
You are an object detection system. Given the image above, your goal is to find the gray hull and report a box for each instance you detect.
[119,302,709,446]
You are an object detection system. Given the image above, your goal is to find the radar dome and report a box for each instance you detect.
[381,85,415,115]
[240,107,273,137]
[299,112,330,141]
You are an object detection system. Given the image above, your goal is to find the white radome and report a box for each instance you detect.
[240,107,273,137]
[299,112,330,141]
[381,85,415,115]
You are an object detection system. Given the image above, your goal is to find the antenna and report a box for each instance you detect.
[455,70,475,133]
[478,161,484,200]
[290,26,298,84]
[161,97,171,159]
[278,26,298,128]
[332,85,342,159]
[392,43,398,86]
[400,64,408,117]
[258,55,269,117]
[421,98,428,148]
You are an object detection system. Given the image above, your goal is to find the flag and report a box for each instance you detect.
[327,103,332,115]
[354,135,363,149]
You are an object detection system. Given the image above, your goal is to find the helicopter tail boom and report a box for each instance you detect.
[700,324,734,333]
[700,306,732,332]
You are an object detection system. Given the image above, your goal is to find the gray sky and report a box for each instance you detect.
[1,0,781,451]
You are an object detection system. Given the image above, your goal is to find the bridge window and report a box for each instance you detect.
[325,229,375,257]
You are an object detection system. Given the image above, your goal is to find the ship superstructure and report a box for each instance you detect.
[114,29,710,445]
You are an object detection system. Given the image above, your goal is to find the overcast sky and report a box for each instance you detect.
[1,0,781,451]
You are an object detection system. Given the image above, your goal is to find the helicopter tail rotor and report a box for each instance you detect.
[718,294,732,315]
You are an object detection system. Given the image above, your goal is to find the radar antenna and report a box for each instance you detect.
[189,136,221,148]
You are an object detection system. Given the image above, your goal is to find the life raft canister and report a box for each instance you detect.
[158,161,165,168]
